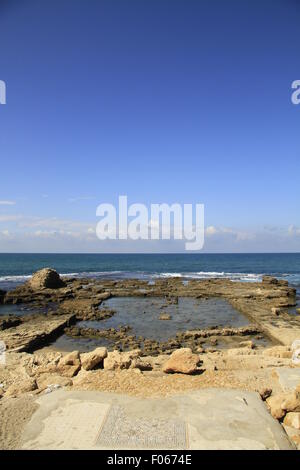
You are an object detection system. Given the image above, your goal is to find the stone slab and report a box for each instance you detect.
[21,389,293,450]
[274,367,300,392]
[0,314,75,352]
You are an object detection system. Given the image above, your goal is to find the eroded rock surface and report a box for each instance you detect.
[162,348,201,374]
[30,268,66,290]
[0,314,75,351]
[81,347,108,371]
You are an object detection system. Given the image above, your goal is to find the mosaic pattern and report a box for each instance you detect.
[96,405,188,449]
[24,400,110,450]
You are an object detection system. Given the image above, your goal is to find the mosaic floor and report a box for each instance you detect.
[21,389,294,450]
[96,405,188,449]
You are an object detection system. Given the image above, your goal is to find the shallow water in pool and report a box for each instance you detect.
[0,303,56,317]
[49,296,251,352]
[80,297,249,342]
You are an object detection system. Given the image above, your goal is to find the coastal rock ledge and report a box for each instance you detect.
[29,268,66,290]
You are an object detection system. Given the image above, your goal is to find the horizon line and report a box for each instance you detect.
[0,252,300,256]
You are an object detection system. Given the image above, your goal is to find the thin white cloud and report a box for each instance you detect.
[0,215,24,222]
[206,225,218,236]
[0,200,16,206]
[68,196,95,203]
[0,213,299,252]
[0,214,95,231]
[288,225,300,236]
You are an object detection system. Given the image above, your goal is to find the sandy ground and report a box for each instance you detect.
[0,396,38,450]
[70,368,279,398]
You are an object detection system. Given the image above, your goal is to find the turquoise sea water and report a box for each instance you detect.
[0,253,300,290]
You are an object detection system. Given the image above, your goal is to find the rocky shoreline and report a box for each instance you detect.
[1,268,299,351]
[1,268,300,449]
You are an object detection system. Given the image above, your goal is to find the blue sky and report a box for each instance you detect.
[0,0,300,252]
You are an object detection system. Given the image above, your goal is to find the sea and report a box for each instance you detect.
[0,253,300,295]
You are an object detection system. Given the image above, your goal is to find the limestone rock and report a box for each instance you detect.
[257,387,272,401]
[130,358,152,371]
[59,350,81,366]
[271,307,281,315]
[283,412,300,430]
[227,347,256,356]
[103,349,141,371]
[262,276,279,285]
[266,391,300,420]
[159,313,172,320]
[239,340,254,349]
[6,378,37,397]
[262,346,292,358]
[57,350,81,377]
[0,316,21,330]
[281,391,300,413]
[56,364,80,378]
[30,268,66,289]
[162,348,201,374]
[266,394,287,419]
[80,347,107,371]
[96,292,111,301]
[37,374,73,390]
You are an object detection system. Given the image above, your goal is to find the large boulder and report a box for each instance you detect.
[266,391,300,419]
[281,391,300,413]
[57,350,81,377]
[162,348,201,374]
[266,394,287,419]
[29,268,66,289]
[59,350,81,366]
[80,347,107,371]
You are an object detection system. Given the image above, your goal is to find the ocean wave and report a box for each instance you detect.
[0,274,32,282]
[152,272,262,282]
[0,270,299,286]
[0,270,263,283]
[62,270,124,278]
[0,271,124,283]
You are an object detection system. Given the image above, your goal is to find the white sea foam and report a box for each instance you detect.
[0,274,32,282]
[152,271,262,282]
[0,270,297,286]
[0,271,124,283]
